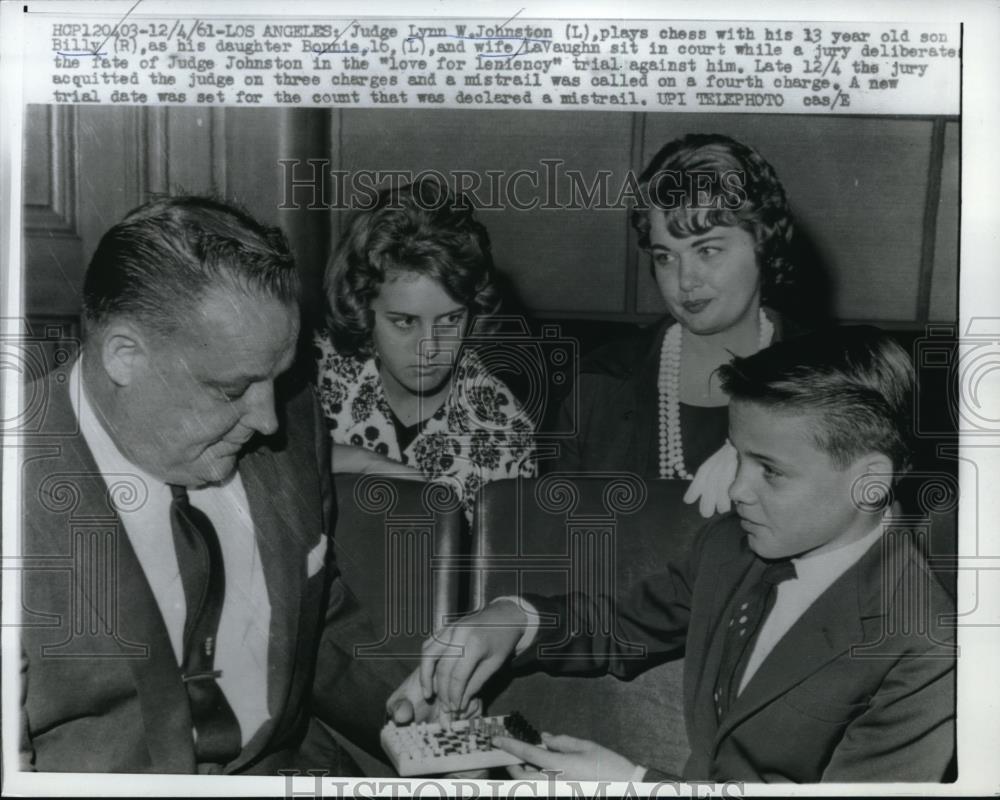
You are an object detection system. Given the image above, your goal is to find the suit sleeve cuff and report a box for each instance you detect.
[490,595,541,656]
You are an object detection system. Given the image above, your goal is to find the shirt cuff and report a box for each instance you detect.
[490,596,541,656]
[630,765,649,784]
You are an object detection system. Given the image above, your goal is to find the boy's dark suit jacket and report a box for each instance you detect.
[18,371,400,773]
[518,514,955,782]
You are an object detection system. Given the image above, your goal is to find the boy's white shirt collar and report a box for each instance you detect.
[791,515,886,578]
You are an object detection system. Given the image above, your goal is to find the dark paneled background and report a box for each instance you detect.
[23,105,958,330]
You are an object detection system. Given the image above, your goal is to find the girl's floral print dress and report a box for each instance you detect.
[315,332,537,517]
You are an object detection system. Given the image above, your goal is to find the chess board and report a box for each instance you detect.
[381,713,541,776]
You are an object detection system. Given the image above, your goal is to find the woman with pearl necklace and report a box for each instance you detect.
[549,133,803,517]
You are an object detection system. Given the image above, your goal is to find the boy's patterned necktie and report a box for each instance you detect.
[714,559,797,721]
[169,484,242,765]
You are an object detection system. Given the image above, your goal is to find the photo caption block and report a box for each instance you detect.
[25,17,959,114]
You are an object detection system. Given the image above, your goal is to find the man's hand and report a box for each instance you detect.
[386,668,481,725]
[497,732,638,781]
[418,600,528,713]
[683,440,737,518]
[386,668,434,725]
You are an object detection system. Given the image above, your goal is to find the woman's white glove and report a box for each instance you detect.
[683,440,737,518]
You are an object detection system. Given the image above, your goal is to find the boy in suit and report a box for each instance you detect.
[398,326,955,782]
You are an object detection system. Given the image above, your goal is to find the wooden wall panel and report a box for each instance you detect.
[162,106,215,196]
[22,106,958,329]
[25,105,159,316]
[930,121,959,322]
[275,108,333,320]
[637,114,934,322]
[22,105,331,324]
[22,108,56,209]
[337,109,634,313]
[74,106,147,263]
[221,107,331,319]
[23,105,81,317]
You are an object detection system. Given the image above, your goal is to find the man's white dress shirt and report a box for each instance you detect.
[72,359,272,745]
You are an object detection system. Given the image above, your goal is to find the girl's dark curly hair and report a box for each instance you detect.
[631,133,796,303]
[325,177,500,358]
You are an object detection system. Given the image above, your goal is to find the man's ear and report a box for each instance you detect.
[855,451,896,511]
[100,322,148,387]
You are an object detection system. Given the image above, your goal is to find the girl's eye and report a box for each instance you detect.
[652,252,675,269]
[446,312,466,325]
[391,317,415,330]
[700,246,721,258]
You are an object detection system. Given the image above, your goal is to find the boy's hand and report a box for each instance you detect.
[684,440,737,518]
[497,732,638,781]
[418,600,529,713]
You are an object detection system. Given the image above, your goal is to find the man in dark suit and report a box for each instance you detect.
[404,327,956,782]
[18,197,427,773]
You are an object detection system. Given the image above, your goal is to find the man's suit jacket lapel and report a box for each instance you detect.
[710,537,883,749]
[225,438,317,772]
[36,377,196,771]
[110,503,198,772]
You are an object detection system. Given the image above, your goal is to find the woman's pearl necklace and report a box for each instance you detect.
[657,309,774,479]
